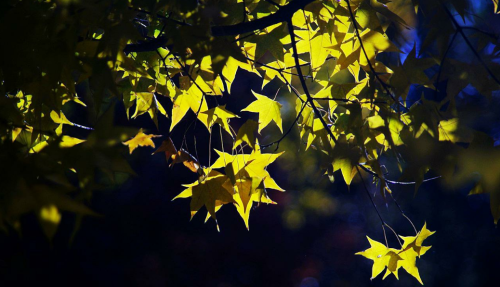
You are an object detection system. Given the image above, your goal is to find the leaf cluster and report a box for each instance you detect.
[1,0,500,282]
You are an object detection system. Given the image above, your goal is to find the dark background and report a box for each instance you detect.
[1,1,500,286]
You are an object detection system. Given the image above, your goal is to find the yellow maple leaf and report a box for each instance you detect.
[233,176,265,213]
[296,26,337,72]
[123,129,161,154]
[232,177,276,230]
[241,91,283,134]
[201,105,239,135]
[399,222,435,257]
[358,224,434,284]
[170,76,210,132]
[204,181,276,230]
[245,142,285,191]
[387,247,423,285]
[50,110,74,126]
[211,150,251,175]
[438,118,474,144]
[54,123,86,148]
[38,204,62,240]
[211,147,284,192]
[60,136,86,148]
[219,57,260,94]
[131,92,168,128]
[173,170,235,224]
[342,30,399,67]
[233,119,258,150]
[210,142,284,229]
[332,157,358,186]
[356,236,401,279]
[259,51,304,89]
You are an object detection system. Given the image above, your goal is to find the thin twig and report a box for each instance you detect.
[71,122,94,130]
[384,223,403,247]
[310,97,387,104]
[246,57,312,78]
[462,26,498,39]
[232,32,256,43]
[434,31,459,100]
[246,56,306,104]
[281,69,306,104]
[211,0,314,36]
[385,184,418,235]
[442,5,500,85]
[129,7,190,26]
[381,225,389,247]
[356,165,399,246]
[242,0,248,22]
[358,164,442,185]
[356,166,385,224]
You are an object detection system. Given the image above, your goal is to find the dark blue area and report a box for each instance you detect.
[1,157,499,286]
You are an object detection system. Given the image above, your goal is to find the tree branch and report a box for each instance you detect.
[442,5,500,86]
[129,7,190,26]
[246,57,312,78]
[434,31,458,100]
[125,1,315,56]
[211,0,314,37]
[124,37,168,54]
[124,7,190,54]
[357,164,442,185]
[287,19,338,144]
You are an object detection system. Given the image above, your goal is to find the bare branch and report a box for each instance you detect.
[357,164,442,186]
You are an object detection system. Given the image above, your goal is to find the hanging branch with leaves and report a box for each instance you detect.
[1,0,500,284]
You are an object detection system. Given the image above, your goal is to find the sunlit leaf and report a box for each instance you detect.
[241,91,283,134]
[123,129,161,154]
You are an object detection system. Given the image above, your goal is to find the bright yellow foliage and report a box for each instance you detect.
[123,129,161,154]
[241,91,283,134]
[173,169,234,230]
[356,223,435,284]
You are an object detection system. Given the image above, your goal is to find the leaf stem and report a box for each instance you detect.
[356,166,385,225]
[384,223,403,247]
[385,185,418,235]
